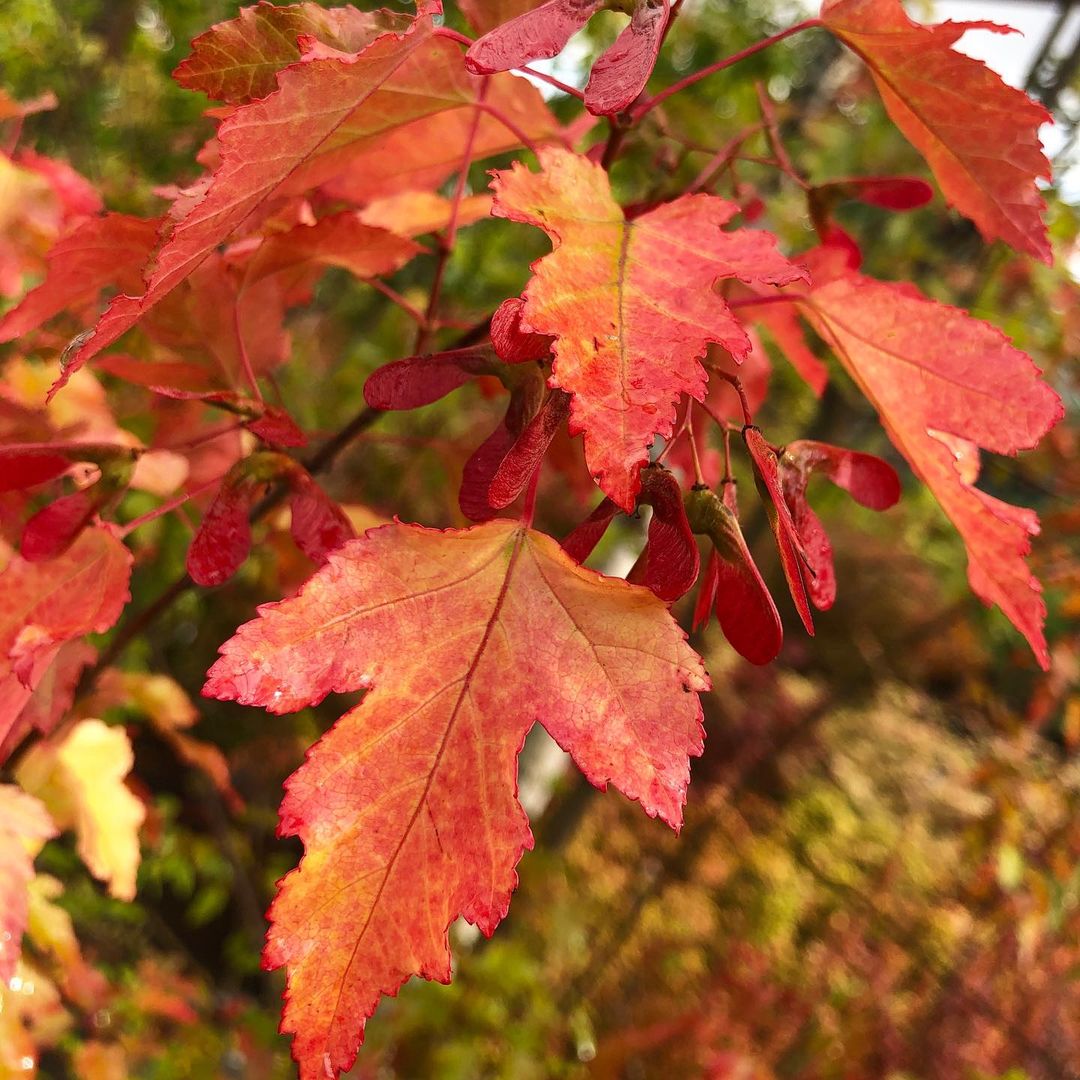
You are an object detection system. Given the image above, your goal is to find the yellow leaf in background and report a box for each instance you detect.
[0,783,56,982]
[16,720,144,901]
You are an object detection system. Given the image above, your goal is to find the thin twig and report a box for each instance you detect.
[414,84,489,353]
[634,19,822,121]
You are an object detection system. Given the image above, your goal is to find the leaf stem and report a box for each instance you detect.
[685,407,705,486]
[233,302,264,403]
[414,82,489,353]
[368,277,427,325]
[633,19,822,121]
[522,462,541,527]
[515,66,585,101]
[687,123,765,193]
[712,370,754,426]
[727,292,807,310]
[116,473,223,538]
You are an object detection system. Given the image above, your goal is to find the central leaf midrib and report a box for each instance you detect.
[321,527,527,1048]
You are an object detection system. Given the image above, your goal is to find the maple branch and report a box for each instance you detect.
[633,19,822,121]
[600,119,630,170]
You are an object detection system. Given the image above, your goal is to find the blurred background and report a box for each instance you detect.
[0,0,1078,1076]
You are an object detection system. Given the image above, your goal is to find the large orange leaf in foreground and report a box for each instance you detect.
[204,519,708,1079]
[491,148,805,511]
[800,271,1063,667]
[821,0,1051,262]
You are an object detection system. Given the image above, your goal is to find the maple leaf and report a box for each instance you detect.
[89,670,243,815]
[0,214,159,344]
[0,527,132,760]
[798,269,1063,667]
[203,519,708,1078]
[744,290,828,396]
[356,191,493,238]
[466,0,671,115]
[173,2,407,105]
[459,0,546,35]
[52,8,556,394]
[0,784,56,983]
[490,148,806,511]
[0,150,102,299]
[16,719,145,901]
[820,0,1052,262]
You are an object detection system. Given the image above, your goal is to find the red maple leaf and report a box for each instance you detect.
[821,0,1052,262]
[203,519,708,1079]
[799,267,1063,666]
[0,527,132,759]
[490,148,806,512]
[52,5,556,397]
[173,1,406,105]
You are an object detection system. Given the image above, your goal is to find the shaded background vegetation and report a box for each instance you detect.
[1,0,1079,1076]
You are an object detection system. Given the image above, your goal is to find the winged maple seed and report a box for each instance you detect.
[204,519,708,1078]
[466,0,672,115]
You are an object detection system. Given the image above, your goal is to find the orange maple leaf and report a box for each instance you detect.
[491,148,805,511]
[204,519,708,1079]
